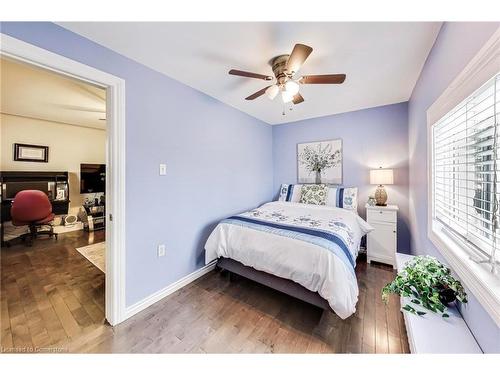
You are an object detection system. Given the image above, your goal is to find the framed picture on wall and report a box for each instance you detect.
[297,139,342,184]
[13,143,49,162]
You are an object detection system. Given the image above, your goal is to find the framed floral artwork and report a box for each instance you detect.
[297,139,342,184]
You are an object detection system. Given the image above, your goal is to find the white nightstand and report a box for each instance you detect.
[365,204,398,268]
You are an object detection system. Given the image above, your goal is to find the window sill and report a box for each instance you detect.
[429,221,500,327]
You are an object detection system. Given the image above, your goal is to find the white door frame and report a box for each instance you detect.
[1,33,127,326]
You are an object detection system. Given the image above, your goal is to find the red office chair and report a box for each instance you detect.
[10,190,58,246]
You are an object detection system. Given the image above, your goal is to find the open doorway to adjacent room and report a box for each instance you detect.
[0,56,109,347]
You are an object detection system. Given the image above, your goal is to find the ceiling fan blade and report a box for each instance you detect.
[229,69,273,81]
[292,93,304,105]
[245,86,272,100]
[299,74,346,84]
[286,44,313,74]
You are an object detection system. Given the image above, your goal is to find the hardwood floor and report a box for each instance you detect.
[1,231,409,353]
[1,230,105,353]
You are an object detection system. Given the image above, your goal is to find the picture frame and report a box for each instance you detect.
[56,188,66,200]
[297,139,343,184]
[13,143,49,163]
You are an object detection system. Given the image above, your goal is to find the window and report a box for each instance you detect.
[432,72,500,270]
[428,29,500,326]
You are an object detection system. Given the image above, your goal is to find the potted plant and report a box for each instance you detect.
[381,256,467,317]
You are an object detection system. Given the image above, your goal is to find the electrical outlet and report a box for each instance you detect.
[157,244,166,257]
[159,164,167,175]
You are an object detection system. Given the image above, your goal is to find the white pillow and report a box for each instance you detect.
[326,187,339,207]
[326,186,358,211]
[290,184,303,202]
[277,184,303,202]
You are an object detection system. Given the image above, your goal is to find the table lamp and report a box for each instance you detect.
[370,168,394,206]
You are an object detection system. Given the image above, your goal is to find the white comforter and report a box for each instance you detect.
[205,201,373,319]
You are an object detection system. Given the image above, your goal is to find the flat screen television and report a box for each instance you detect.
[80,164,106,194]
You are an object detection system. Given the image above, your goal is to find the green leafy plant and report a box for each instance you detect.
[382,256,467,317]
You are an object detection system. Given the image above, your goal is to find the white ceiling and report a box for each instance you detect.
[58,22,441,125]
[0,57,106,129]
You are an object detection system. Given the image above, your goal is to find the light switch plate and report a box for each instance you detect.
[158,244,166,257]
[159,164,167,175]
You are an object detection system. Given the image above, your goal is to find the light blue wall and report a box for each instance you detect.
[3,22,498,352]
[0,22,274,306]
[408,22,500,353]
[272,102,411,253]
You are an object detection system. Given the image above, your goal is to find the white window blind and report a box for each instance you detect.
[432,72,500,268]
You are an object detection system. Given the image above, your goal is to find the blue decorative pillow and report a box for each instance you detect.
[278,184,290,201]
[326,186,358,210]
[278,184,303,202]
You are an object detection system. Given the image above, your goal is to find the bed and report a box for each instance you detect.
[205,200,373,319]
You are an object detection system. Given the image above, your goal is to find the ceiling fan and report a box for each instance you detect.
[228,43,346,106]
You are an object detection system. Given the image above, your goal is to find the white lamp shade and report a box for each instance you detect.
[265,85,279,100]
[370,168,394,185]
[284,80,300,95]
[281,90,294,103]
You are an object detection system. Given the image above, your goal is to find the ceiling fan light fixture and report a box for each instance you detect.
[228,43,345,109]
[284,80,300,96]
[265,85,279,100]
[281,90,294,103]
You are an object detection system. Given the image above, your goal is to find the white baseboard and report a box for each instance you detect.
[123,260,217,321]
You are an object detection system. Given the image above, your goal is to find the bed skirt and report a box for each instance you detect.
[216,257,331,311]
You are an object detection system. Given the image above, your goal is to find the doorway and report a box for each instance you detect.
[0,33,126,329]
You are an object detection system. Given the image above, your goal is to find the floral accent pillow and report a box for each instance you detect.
[278,184,290,201]
[299,184,328,205]
[342,187,358,210]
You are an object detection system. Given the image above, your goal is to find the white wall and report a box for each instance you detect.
[0,113,106,212]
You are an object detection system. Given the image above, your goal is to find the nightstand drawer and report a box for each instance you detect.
[367,209,396,223]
